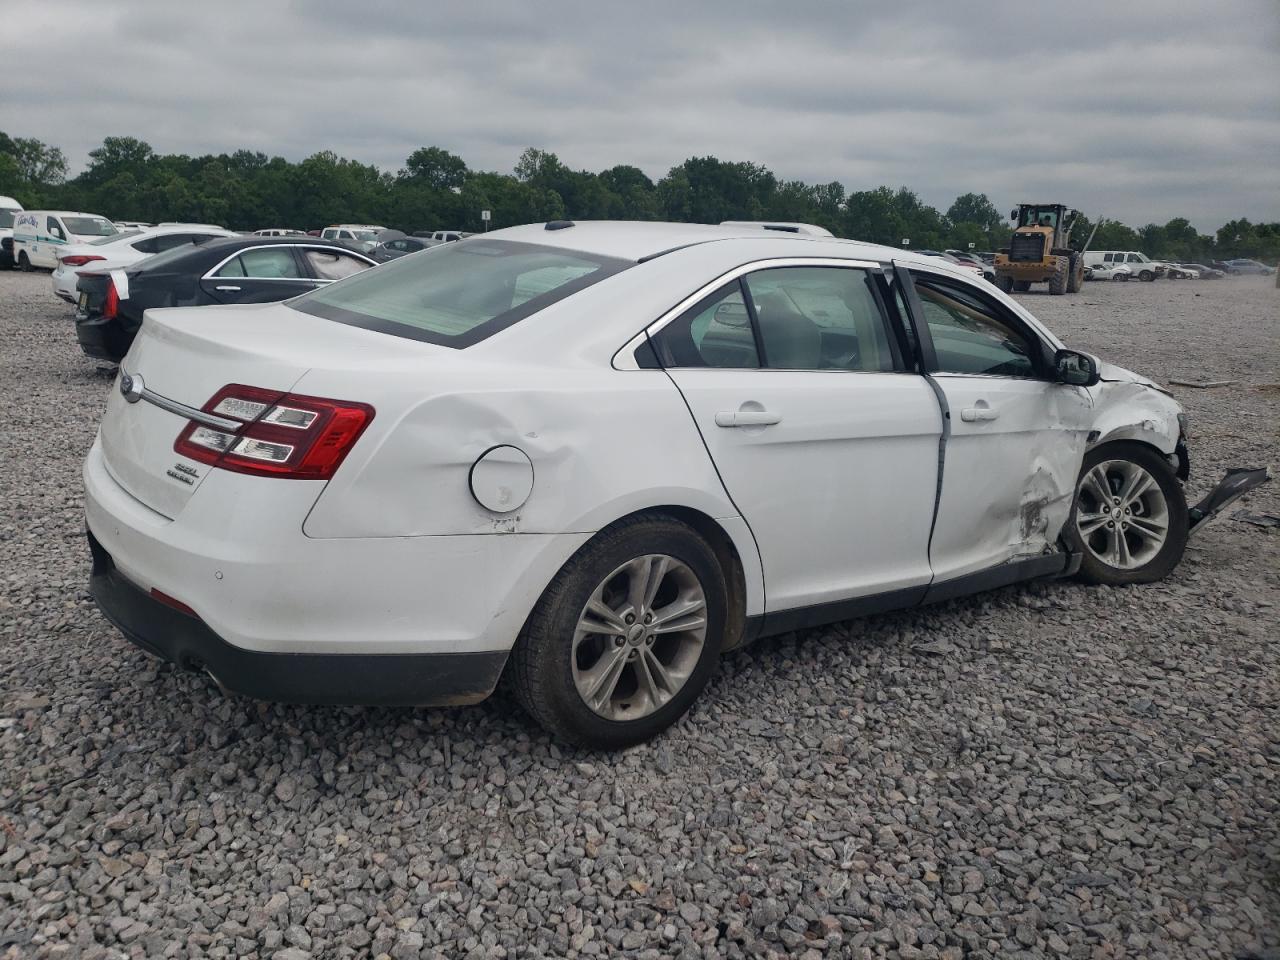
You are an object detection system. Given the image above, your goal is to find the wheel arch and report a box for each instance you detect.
[552,504,762,653]
[641,505,755,652]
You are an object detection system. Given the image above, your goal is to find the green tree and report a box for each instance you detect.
[403,147,468,191]
[3,136,68,185]
[946,192,1001,228]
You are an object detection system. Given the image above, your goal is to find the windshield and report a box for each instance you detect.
[90,230,140,246]
[352,230,378,242]
[1020,208,1059,228]
[290,238,630,348]
[0,208,18,229]
[63,217,118,237]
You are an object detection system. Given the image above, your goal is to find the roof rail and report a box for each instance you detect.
[719,221,834,238]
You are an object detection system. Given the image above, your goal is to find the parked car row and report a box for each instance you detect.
[73,236,377,362]
[51,224,240,302]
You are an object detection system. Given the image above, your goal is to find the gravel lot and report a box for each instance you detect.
[1,269,1277,960]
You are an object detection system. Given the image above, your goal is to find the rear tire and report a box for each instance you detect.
[1047,256,1069,294]
[1067,442,1188,586]
[996,274,1015,293]
[1012,280,1032,292]
[18,252,31,272]
[510,514,727,749]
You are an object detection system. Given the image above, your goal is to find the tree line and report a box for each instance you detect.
[2,132,1277,263]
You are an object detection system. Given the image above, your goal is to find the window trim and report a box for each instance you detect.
[613,256,883,370]
[901,266,1054,380]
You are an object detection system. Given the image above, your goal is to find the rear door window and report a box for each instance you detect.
[290,239,628,347]
[238,247,302,278]
[742,266,897,372]
[304,248,370,280]
[651,283,760,369]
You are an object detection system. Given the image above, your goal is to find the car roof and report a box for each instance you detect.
[484,220,938,267]
[132,235,360,271]
[23,210,111,219]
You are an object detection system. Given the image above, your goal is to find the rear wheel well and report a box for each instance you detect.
[589,506,749,652]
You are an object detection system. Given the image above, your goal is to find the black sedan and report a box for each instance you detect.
[74,236,376,362]
[371,235,441,262]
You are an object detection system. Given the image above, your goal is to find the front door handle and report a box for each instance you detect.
[960,405,999,422]
[215,285,242,292]
[715,409,782,428]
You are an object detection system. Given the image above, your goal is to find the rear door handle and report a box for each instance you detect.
[215,285,242,292]
[715,410,782,428]
[960,406,999,422]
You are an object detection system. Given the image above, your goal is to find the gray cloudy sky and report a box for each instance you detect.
[3,0,1278,230]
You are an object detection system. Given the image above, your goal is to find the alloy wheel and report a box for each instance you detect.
[1075,460,1170,569]
[571,554,707,721]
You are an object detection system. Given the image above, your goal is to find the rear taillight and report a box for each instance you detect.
[173,384,374,480]
[102,279,119,319]
[60,254,106,267]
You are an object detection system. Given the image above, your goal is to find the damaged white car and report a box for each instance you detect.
[84,221,1269,747]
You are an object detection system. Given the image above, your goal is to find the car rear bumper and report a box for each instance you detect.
[88,529,507,706]
[75,314,129,362]
[83,438,590,695]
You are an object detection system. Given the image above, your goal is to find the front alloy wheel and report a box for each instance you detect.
[1071,442,1188,585]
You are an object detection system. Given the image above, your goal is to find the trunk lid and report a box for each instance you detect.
[98,301,429,519]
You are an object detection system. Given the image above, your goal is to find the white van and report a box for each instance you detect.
[1082,250,1165,282]
[12,210,118,270]
[1,196,24,268]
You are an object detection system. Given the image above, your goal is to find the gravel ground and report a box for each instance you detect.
[0,269,1277,960]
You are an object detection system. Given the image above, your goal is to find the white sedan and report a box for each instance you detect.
[52,224,236,303]
[1086,262,1133,282]
[83,221,1267,746]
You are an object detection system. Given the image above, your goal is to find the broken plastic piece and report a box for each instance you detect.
[1232,511,1280,529]
[1188,468,1272,535]
[1167,379,1239,389]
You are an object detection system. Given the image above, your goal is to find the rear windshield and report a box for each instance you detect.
[91,230,140,246]
[134,237,222,272]
[63,217,118,236]
[289,239,631,347]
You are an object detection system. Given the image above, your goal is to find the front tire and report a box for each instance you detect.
[1066,254,1084,293]
[1139,270,1155,281]
[1047,256,1069,294]
[1013,279,1032,292]
[510,514,727,748]
[1068,442,1188,585]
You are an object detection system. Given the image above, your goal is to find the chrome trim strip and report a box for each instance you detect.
[140,388,242,431]
[611,256,885,370]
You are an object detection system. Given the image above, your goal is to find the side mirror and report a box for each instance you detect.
[1010,209,1018,222]
[1054,349,1100,387]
